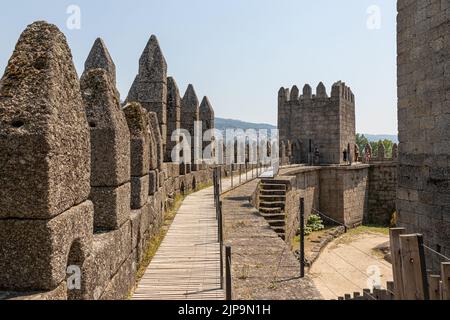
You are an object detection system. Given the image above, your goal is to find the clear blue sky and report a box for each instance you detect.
[0,0,397,134]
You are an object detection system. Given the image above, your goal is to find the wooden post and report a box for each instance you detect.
[387,281,395,299]
[299,198,305,278]
[239,164,242,184]
[225,245,232,300]
[230,164,233,188]
[441,262,450,300]
[399,234,429,300]
[213,168,217,208]
[389,227,406,299]
[428,274,441,300]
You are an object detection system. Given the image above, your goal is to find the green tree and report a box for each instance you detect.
[356,134,369,154]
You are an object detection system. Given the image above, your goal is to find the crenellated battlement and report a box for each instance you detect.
[0,21,217,300]
[279,81,354,104]
[278,80,356,165]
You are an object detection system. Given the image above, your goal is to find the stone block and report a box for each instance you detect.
[124,102,151,177]
[100,252,136,300]
[148,170,158,195]
[136,81,167,104]
[0,201,94,291]
[90,183,131,230]
[0,22,90,219]
[0,281,68,300]
[131,175,150,209]
[81,68,131,187]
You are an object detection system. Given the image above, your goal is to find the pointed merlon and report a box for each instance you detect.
[200,96,215,117]
[182,84,200,112]
[278,87,288,104]
[0,20,90,220]
[303,84,312,99]
[84,38,116,84]
[200,96,215,142]
[316,82,328,98]
[167,76,181,109]
[138,35,167,82]
[290,85,299,101]
[331,81,342,98]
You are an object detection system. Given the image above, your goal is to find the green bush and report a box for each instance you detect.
[303,214,325,236]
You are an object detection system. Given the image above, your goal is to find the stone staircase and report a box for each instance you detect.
[258,180,287,240]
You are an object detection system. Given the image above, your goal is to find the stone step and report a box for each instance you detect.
[259,195,286,202]
[272,226,286,234]
[259,183,286,191]
[267,220,286,227]
[259,201,286,209]
[259,207,283,214]
[260,213,286,220]
[260,190,286,196]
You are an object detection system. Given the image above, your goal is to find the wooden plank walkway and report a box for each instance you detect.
[132,167,262,300]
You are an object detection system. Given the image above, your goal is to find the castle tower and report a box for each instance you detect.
[126,35,168,157]
[277,81,356,165]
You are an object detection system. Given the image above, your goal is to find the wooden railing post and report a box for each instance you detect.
[428,274,441,300]
[389,227,406,299]
[399,234,429,300]
[225,245,232,300]
[442,262,450,300]
[299,198,305,278]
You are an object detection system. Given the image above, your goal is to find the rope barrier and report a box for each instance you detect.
[422,244,450,261]
[311,208,348,229]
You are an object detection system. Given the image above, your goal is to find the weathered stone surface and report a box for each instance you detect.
[200,96,215,155]
[397,0,450,269]
[90,183,131,230]
[101,252,136,300]
[81,68,130,187]
[123,102,151,176]
[181,84,200,135]
[83,38,116,85]
[148,170,158,195]
[148,111,164,169]
[0,282,68,300]
[131,175,150,209]
[0,21,90,219]
[181,84,200,167]
[278,81,355,165]
[0,201,94,291]
[126,35,168,149]
[166,77,181,162]
[138,35,167,82]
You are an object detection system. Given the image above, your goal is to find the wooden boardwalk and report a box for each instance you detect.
[132,168,260,300]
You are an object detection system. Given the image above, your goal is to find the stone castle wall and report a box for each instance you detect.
[278,82,356,165]
[397,0,450,268]
[0,22,215,300]
[279,165,369,246]
[367,160,397,225]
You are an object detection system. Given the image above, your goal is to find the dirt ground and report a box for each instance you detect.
[309,230,393,300]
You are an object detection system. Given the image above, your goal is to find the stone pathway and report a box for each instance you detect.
[309,232,393,300]
[132,168,257,300]
[222,180,322,300]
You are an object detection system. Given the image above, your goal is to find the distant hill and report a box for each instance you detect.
[362,134,398,143]
[215,118,398,143]
[215,118,276,131]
